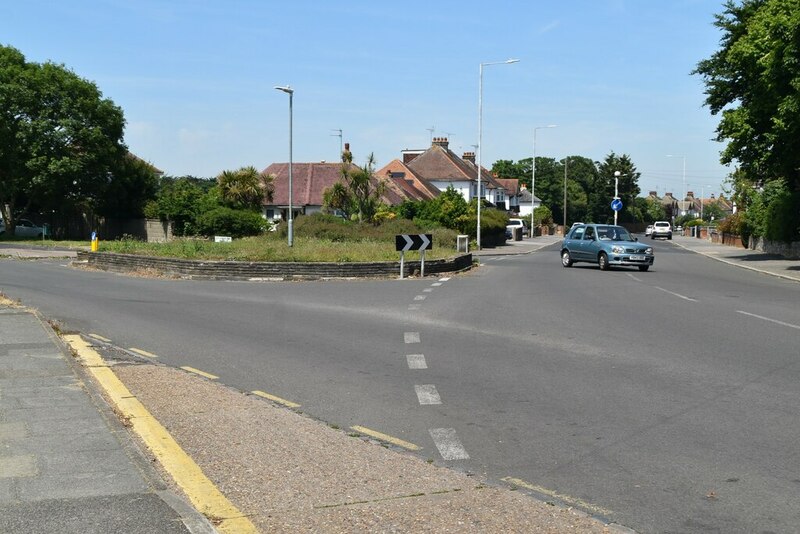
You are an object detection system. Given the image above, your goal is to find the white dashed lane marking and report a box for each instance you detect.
[654,286,698,302]
[404,332,420,344]
[415,384,442,405]
[439,277,450,282]
[406,354,427,369]
[408,304,421,311]
[414,295,427,301]
[429,428,469,460]
[423,288,433,293]
[737,310,800,330]
[431,282,442,287]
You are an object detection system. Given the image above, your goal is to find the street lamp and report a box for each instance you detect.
[613,171,621,226]
[532,124,557,236]
[477,58,519,249]
[666,154,686,216]
[275,85,294,247]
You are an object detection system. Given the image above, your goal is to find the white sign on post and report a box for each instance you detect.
[214,236,232,243]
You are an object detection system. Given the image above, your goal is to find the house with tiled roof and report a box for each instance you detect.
[376,137,508,207]
[376,159,439,202]
[261,143,414,222]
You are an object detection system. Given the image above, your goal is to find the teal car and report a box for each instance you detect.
[561,224,654,271]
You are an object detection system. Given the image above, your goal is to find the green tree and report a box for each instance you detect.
[590,153,641,224]
[491,159,527,181]
[324,148,386,223]
[694,0,800,190]
[144,178,212,236]
[0,45,126,231]
[216,166,272,211]
[644,197,667,222]
[96,155,159,218]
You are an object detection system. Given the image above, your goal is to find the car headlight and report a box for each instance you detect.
[611,245,625,254]
[645,247,653,255]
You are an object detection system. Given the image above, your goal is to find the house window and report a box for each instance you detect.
[266,209,275,219]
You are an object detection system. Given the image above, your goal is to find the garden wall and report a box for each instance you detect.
[749,236,800,260]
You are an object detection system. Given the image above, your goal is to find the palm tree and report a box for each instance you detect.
[217,166,271,211]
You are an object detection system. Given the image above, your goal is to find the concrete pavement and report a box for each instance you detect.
[670,233,800,282]
[0,298,215,534]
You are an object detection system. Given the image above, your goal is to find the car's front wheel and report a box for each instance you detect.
[598,252,610,271]
[561,250,573,267]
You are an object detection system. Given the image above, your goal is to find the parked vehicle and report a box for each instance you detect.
[505,218,528,239]
[651,221,672,240]
[645,224,654,236]
[13,219,47,238]
[561,223,654,271]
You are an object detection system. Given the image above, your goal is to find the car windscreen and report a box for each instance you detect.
[597,226,634,241]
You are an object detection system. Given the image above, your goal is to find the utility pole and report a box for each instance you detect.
[563,157,568,231]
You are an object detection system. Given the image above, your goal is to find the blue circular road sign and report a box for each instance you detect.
[611,199,623,211]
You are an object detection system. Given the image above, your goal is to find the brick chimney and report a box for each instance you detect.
[402,149,423,164]
[462,151,476,163]
[648,191,657,197]
[432,137,449,149]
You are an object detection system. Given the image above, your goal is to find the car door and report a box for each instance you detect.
[579,225,598,261]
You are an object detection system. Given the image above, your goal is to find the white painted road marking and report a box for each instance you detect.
[429,428,469,460]
[408,304,421,311]
[737,310,800,331]
[406,354,428,369]
[415,384,442,405]
[404,332,420,344]
[414,295,427,301]
[654,286,698,302]
[423,288,433,293]
[431,282,442,287]
[439,277,450,282]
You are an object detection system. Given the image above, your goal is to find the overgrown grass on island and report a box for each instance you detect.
[99,216,462,262]
[99,234,455,262]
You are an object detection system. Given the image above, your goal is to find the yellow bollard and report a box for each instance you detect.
[91,237,98,252]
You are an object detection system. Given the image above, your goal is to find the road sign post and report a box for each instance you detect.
[395,234,432,278]
[611,198,623,225]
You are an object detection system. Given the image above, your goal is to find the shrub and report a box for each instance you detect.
[195,207,266,238]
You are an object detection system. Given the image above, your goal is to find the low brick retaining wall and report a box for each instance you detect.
[76,251,473,280]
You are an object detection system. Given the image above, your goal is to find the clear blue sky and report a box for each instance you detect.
[4,0,732,199]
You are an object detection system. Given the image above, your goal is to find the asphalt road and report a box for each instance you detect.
[2,240,799,533]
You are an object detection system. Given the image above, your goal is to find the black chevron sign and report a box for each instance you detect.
[395,234,433,251]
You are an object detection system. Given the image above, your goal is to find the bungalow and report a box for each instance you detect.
[261,143,415,223]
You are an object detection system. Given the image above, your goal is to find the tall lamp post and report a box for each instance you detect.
[275,85,294,247]
[613,171,621,226]
[477,58,519,249]
[666,154,686,216]
[531,124,557,236]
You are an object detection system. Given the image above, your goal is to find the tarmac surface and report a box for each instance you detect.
[1,234,798,533]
